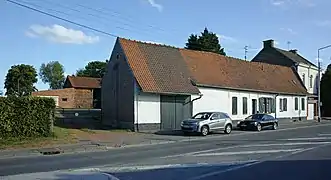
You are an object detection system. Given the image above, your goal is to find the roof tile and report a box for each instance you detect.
[66,76,101,89]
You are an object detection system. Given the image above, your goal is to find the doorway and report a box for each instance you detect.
[252,99,257,114]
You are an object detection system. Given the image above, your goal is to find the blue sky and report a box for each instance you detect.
[1,0,331,91]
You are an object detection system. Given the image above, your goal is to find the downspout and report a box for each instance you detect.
[183,93,203,115]
[135,90,139,132]
[274,94,279,119]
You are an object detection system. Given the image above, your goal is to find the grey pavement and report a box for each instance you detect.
[0,118,320,159]
[1,120,331,179]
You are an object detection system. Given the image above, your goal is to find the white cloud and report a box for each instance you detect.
[271,0,315,7]
[316,20,331,28]
[271,0,285,6]
[147,0,163,12]
[26,24,100,44]
[280,28,297,35]
[217,34,238,43]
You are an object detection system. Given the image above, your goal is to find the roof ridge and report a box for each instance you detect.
[118,37,179,49]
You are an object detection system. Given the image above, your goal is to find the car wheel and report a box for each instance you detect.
[224,124,232,134]
[272,123,278,130]
[201,126,209,136]
[256,123,262,132]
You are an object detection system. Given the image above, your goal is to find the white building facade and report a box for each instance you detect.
[102,38,308,132]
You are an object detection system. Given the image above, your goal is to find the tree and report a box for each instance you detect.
[76,60,108,78]
[185,27,226,56]
[321,64,331,116]
[39,61,65,89]
[4,64,38,97]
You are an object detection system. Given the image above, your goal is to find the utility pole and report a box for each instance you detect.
[244,46,248,61]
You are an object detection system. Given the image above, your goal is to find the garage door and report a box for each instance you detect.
[160,95,192,130]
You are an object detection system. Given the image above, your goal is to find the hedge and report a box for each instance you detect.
[0,96,56,138]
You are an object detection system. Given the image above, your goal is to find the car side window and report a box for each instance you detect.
[267,115,274,120]
[210,113,220,120]
[219,113,229,119]
[262,115,269,121]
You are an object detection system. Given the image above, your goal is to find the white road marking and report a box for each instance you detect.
[162,141,331,158]
[286,137,331,141]
[193,149,303,157]
[189,141,331,180]
[318,133,331,136]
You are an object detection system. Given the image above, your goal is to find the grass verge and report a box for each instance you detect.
[0,126,78,150]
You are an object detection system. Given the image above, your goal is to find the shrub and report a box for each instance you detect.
[0,96,56,138]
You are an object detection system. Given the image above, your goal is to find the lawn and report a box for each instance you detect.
[0,126,79,150]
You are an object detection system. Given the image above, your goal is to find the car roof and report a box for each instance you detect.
[197,111,226,114]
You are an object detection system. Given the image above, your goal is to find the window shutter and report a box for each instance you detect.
[271,98,275,113]
[259,98,264,113]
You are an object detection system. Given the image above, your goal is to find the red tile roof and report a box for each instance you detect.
[65,76,101,89]
[118,38,308,95]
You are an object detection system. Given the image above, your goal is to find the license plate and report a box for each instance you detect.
[183,125,190,128]
[241,125,247,127]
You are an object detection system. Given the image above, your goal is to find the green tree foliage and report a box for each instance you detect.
[321,64,331,116]
[4,64,38,97]
[39,61,65,89]
[185,28,226,55]
[76,60,108,78]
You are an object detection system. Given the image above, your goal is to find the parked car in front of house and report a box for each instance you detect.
[180,111,233,136]
[237,113,278,132]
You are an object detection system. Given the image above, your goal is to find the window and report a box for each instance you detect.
[302,73,306,86]
[259,97,275,114]
[309,75,313,88]
[62,98,68,101]
[232,97,238,115]
[301,98,305,110]
[295,97,299,110]
[279,98,287,112]
[210,113,220,120]
[220,113,230,119]
[242,97,248,115]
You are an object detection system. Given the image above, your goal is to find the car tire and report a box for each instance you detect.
[224,124,232,134]
[201,125,209,136]
[272,123,278,130]
[256,123,262,132]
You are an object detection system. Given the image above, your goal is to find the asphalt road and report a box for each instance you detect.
[2,121,331,180]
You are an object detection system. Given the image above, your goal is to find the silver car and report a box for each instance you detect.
[180,111,233,136]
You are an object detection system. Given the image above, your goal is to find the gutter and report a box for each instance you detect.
[184,93,203,105]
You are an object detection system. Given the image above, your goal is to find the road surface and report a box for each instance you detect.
[2,121,331,179]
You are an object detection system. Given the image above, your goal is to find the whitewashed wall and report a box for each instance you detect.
[297,63,319,95]
[192,87,307,120]
[134,91,160,124]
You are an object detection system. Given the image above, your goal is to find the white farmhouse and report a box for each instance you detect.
[252,39,318,120]
[101,38,308,132]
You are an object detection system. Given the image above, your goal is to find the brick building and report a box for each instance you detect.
[32,76,101,109]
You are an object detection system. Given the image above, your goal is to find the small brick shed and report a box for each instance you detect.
[32,76,101,109]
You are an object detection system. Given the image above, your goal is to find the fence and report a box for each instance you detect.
[54,108,102,129]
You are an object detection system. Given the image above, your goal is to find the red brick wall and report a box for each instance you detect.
[32,88,94,108]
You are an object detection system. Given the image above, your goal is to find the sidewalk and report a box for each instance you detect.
[0,120,325,158]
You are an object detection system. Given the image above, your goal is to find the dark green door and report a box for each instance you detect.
[160,95,192,130]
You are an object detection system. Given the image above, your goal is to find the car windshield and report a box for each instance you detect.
[192,112,213,120]
[245,114,264,120]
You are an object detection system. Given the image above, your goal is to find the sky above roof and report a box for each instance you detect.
[1,0,331,91]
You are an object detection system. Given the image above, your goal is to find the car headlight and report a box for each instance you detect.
[237,121,241,124]
[254,122,258,126]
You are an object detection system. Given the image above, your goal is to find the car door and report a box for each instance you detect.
[209,113,221,130]
[262,115,273,127]
[218,112,228,128]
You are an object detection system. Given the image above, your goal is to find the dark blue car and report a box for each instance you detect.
[237,114,278,131]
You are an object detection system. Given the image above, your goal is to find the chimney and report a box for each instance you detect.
[263,39,275,48]
[289,49,298,54]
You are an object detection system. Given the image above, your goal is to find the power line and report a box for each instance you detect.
[5,0,118,38]
[30,0,164,34]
